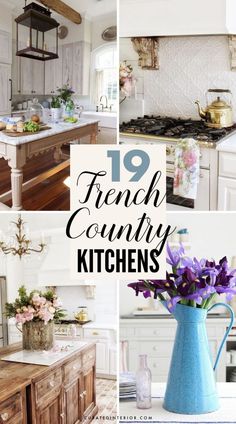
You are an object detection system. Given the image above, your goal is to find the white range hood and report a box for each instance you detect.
[120,0,236,37]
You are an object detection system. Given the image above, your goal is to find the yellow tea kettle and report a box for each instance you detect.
[195,89,233,129]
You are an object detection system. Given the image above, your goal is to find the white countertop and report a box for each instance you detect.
[1,340,89,366]
[83,322,117,331]
[0,118,99,146]
[119,383,236,423]
[217,132,236,153]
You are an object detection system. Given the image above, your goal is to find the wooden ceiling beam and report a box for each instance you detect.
[38,0,82,24]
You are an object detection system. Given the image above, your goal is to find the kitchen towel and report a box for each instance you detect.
[173,138,200,199]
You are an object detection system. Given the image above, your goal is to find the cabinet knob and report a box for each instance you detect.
[80,393,84,398]
[92,331,99,336]
[83,390,87,396]
[49,380,55,388]
[1,412,9,421]
[60,413,65,418]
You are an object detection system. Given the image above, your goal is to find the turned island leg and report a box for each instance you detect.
[54,146,63,163]
[7,145,26,211]
[10,168,24,210]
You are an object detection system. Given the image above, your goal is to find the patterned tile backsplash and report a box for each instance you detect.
[120,36,236,121]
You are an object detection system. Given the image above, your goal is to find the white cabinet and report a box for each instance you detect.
[45,47,62,95]
[62,41,90,95]
[62,43,73,88]
[98,127,117,145]
[0,64,11,114]
[218,177,236,210]
[83,327,116,378]
[109,345,117,376]
[218,151,236,210]
[21,57,44,95]
[96,341,109,375]
[0,30,11,64]
[120,319,227,382]
[12,41,21,95]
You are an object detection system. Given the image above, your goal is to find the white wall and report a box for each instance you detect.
[0,3,12,34]
[120,212,236,315]
[120,35,236,121]
[92,13,117,50]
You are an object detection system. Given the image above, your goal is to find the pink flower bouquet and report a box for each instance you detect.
[5,286,66,325]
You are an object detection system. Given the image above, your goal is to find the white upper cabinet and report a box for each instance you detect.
[0,30,11,64]
[120,0,236,37]
[61,41,90,95]
[0,64,11,114]
[19,54,45,95]
[45,46,62,95]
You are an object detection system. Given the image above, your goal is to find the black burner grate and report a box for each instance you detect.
[120,116,236,142]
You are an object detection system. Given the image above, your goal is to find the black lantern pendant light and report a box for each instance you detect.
[15,1,60,61]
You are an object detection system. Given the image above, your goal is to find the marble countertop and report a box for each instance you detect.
[0,118,99,147]
[217,132,236,153]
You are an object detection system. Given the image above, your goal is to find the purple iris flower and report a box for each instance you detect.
[166,243,185,268]
[164,295,182,313]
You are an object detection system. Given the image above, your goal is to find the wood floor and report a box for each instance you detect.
[0,148,70,211]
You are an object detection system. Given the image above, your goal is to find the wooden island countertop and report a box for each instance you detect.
[0,341,98,423]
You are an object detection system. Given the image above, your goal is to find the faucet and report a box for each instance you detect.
[99,95,108,112]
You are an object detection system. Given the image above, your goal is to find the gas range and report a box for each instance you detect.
[120,116,236,147]
[55,320,92,337]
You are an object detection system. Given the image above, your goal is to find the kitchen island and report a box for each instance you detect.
[0,340,98,423]
[0,118,99,211]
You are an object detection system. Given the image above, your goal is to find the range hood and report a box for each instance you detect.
[120,0,236,37]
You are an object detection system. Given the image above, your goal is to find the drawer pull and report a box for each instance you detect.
[49,380,55,388]
[92,331,99,335]
[1,413,9,421]
[83,390,87,396]
[153,346,157,351]
[60,413,65,418]
[80,393,84,399]
[153,363,157,368]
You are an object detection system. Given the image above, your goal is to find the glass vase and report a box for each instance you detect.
[136,354,152,409]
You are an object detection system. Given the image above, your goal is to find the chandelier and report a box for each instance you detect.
[0,215,46,260]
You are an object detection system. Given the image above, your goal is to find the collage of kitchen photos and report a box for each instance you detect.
[0,0,236,423]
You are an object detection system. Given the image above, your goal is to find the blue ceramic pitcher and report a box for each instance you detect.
[163,302,234,415]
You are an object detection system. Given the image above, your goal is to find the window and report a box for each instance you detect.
[91,43,117,110]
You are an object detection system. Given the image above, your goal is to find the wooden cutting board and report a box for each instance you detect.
[3,126,51,137]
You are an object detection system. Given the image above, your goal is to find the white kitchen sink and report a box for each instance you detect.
[82,110,117,128]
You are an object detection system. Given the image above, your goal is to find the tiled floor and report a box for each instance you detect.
[92,378,117,422]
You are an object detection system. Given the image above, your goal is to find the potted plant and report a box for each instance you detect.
[5,286,66,351]
[57,84,75,104]
[56,84,75,117]
[51,96,62,121]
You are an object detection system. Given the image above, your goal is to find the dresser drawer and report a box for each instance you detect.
[64,356,82,385]
[0,393,23,424]
[83,329,110,339]
[138,340,174,357]
[219,152,236,178]
[149,356,171,377]
[82,348,96,365]
[135,326,176,339]
[35,368,62,407]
